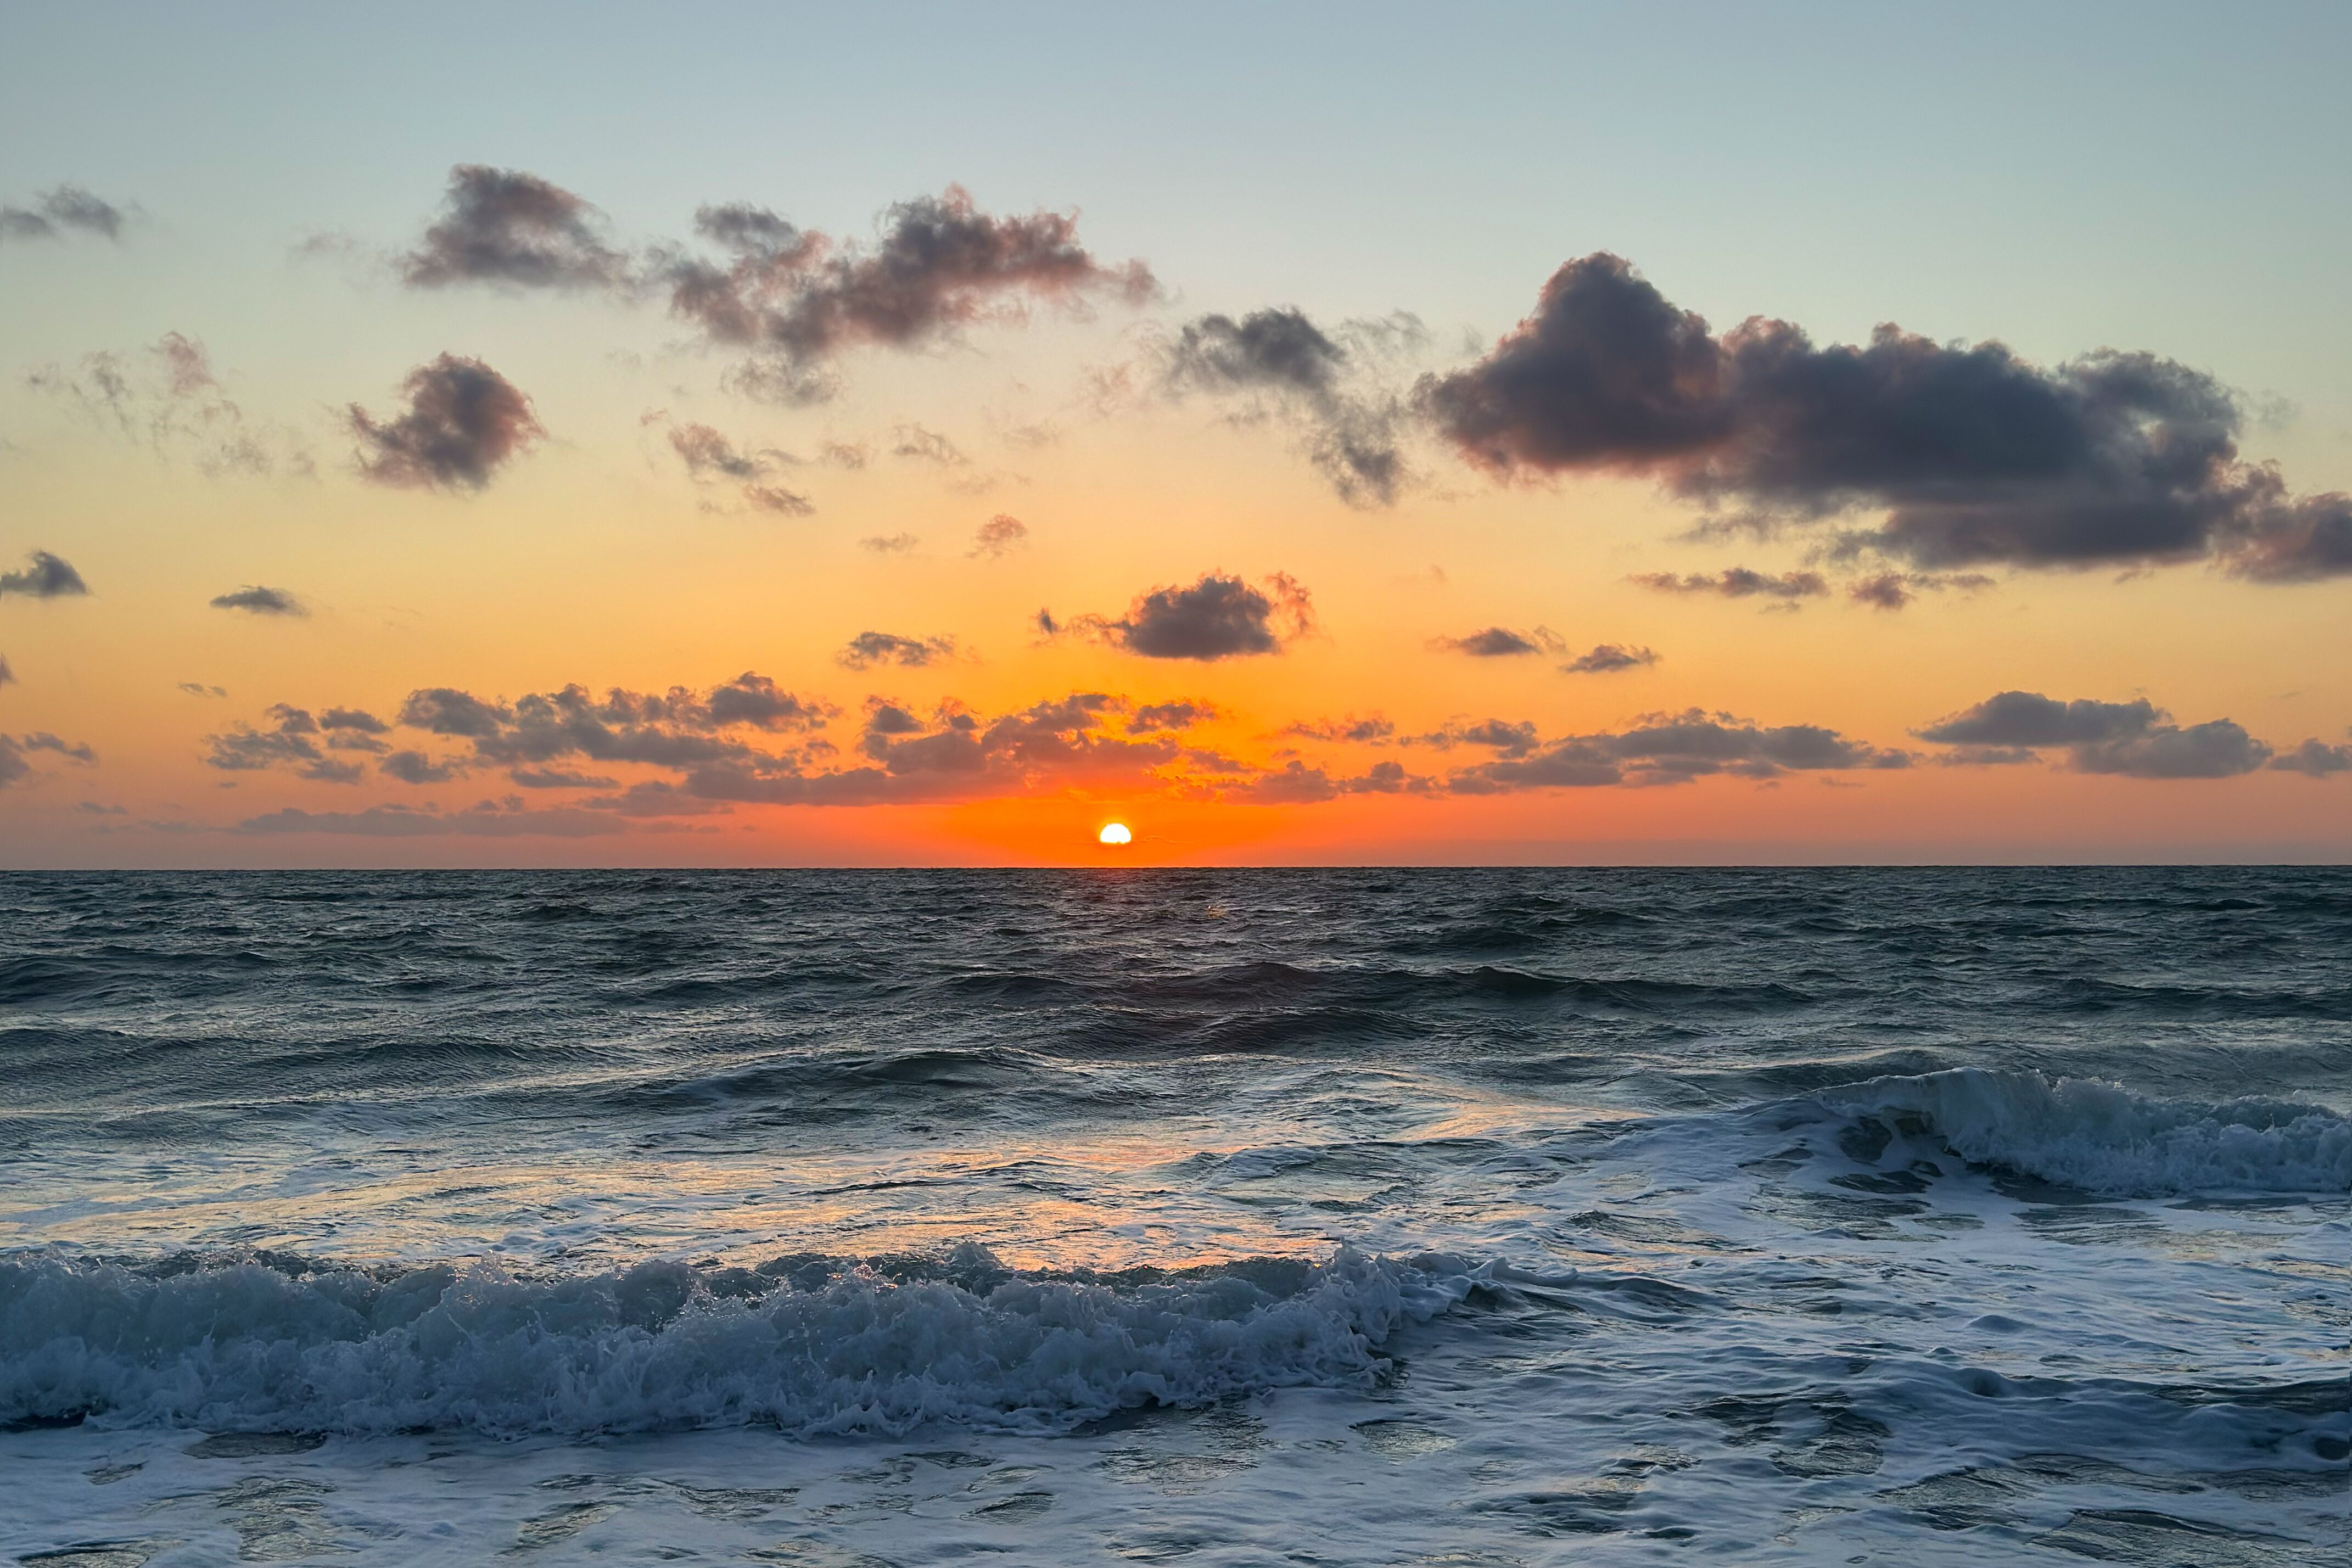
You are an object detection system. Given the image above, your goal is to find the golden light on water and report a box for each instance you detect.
[1098,822,1133,845]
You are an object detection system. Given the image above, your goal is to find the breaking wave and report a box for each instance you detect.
[0,1245,1464,1438]
[1820,1068,2352,1196]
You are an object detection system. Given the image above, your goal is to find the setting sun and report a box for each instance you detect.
[1098,822,1133,845]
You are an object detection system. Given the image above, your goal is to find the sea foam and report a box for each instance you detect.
[1823,1067,2352,1196]
[0,1246,1459,1437]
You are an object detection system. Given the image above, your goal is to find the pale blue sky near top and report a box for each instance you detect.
[3,1,2349,475]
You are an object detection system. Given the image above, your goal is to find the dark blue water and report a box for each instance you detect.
[3,868,2345,1564]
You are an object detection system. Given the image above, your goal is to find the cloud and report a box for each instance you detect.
[238,800,629,838]
[203,704,368,783]
[26,334,313,477]
[1562,643,1659,674]
[0,186,127,243]
[1916,691,2159,748]
[348,355,545,490]
[1282,714,1395,744]
[1917,690,2272,778]
[1432,625,1559,657]
[1847,570,1998,611]
[2270,738,2352,778]
[1129,700,1215,734]
[1421,251,2352,579]
[320,708,388,733]
[399,165,631,290]
[0,737,23,789]
[509,765,619,789]
[861,533,920,554]
[178,681,228,698]
[18,731,96,764]
[650,416,815,516]
[891,424,967,466]
[836,631,959,670]
[1060,571,1315,660]
[1444,708,1911,793]
[0,655,12,687]
[1162,307,1419,506]
[1228,758,1432,804]
[665,186,1155,400]
[1630,567,1826,602]
[971,513,1028,558]
[0,551,90,599]
[380,749,468,785]
[210,584,305,617]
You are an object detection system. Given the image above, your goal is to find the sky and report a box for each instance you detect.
[2,1,2348,866]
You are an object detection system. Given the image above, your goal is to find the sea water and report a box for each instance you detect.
[1,868,2344,1564]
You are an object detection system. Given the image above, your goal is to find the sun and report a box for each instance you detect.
[1097,821,1133,845]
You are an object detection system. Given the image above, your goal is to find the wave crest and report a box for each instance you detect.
[1822,1068,2351,1196]
[0,1246,1455,1438]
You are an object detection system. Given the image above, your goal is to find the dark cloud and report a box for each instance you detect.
[348,355,545,490]
[1631,567,1825,601]
[2071,721,2270,780]
[1446,708,1910,793]
[0,736,24,789]
[665,186,1154,399]
[971,514,1028,558]
[837,631,959,670]
[400,688,513,738]
[0,551,90,599]
[399,165,630,290]
[1917,690,2272,779]
[1414,718,1541,758]
[1916,691,2160,748]
[1282,714,1395,744]
[1229,758,1431,805]
[320,708,388,733]
[2271,738,2352,778]
[1422,251,2352,579]
[1848,570,1998,611]
[210,585,305,617]
[1065,572,1315,660]
[510,765,620,789]
[862,533,920,554]
[238,801,629,838]
[1162,307,1416,506]
[178,682,228,699]
[203,704,366,783]
[19,731,97,764]
[380,749,468,785]
[0,655,12,687]
[1562,643,1659,674]
[1432,626,1558,657]
[0,186,127,243]
[1130,700,1214,733]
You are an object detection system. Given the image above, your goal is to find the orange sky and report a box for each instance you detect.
[3,10,2349,865]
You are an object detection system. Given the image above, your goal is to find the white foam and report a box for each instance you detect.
[0,1246,1462,1437]
[1823,1067,2352,1196]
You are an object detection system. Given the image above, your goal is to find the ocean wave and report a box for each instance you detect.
[1819,1068,2352,1197]
[0,1246,1461,1439]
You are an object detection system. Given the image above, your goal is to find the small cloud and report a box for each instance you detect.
[1062,572,1315,661]
[970,513,1028,558]
[380,749,468,785]
[348,355,545,490]
[178,681,228,698]
[398,165,631,291]
[837,631,960,670]
[1562,643,1659,674]
[891,424,967,466]
[0,185,128,244]
[861,533,920,554]
[1431,625,1560,658]
[209,584,306,617]
[1630,567,1827,603]
[2270,738,2352,778]
[0,551,91,599]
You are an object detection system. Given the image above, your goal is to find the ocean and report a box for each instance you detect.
[1,867,2345,1565]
